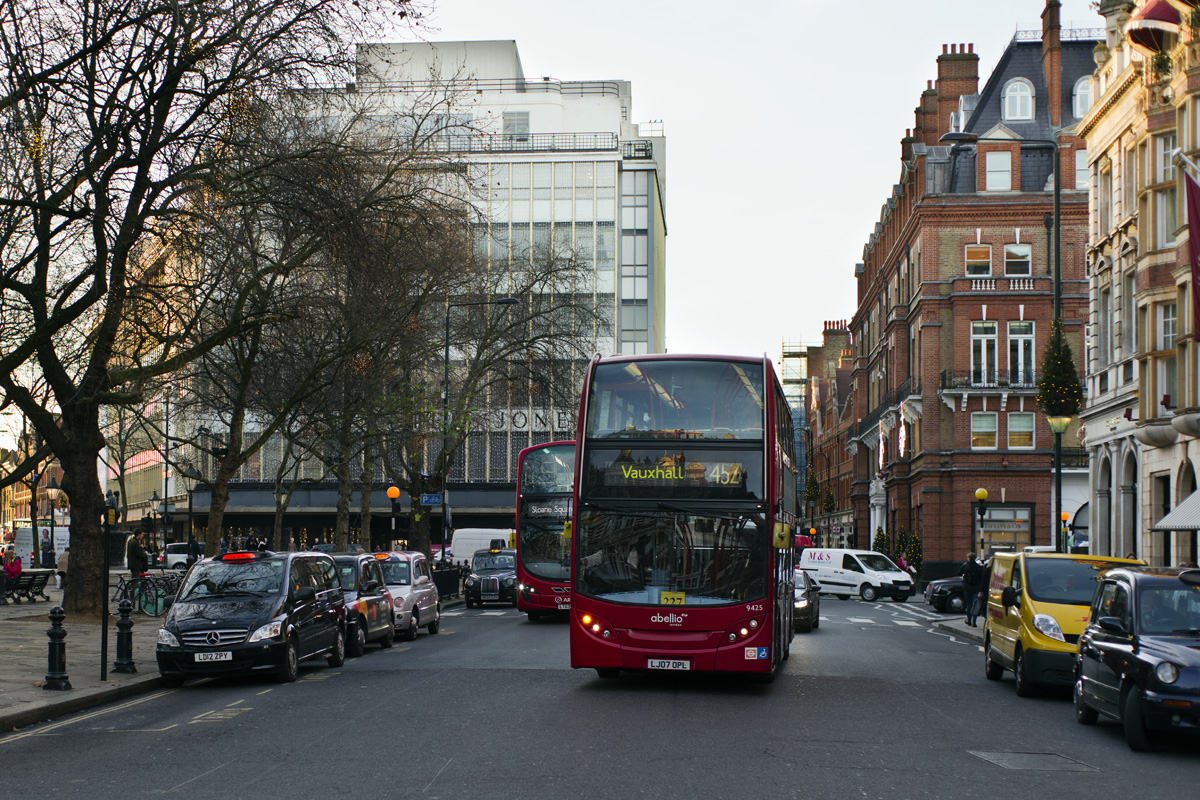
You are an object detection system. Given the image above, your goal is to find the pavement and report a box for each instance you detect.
[0,572,467,733]
[932,613,986,645]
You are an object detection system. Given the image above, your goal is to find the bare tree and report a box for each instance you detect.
[0,0,426,617]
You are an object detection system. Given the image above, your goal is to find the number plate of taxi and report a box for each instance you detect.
[647,658,690,670]
[482,593,499,601]
[195,651,231,662]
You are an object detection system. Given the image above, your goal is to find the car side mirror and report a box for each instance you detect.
[364,580,380,593]
[1001,585,1020,609]
[1097,616,1128,635]
[294,586,317,603]
[416,575,429,585]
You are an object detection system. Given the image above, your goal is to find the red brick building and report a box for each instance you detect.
[848,2,1093,578]
[802,321,855,546]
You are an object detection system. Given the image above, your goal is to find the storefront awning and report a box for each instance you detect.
[1127,0,1181,55]
[1153,489,1200,530]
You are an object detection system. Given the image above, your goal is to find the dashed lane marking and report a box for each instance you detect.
[481,611,507,616]
[847,617,875,624]
[0,691,177,744]
[894,620,921,626]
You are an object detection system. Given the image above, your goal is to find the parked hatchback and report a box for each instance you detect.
[375,552,440,640]
[1074,567,1200,751]
[333,554,396,655]
[156,551,346,685]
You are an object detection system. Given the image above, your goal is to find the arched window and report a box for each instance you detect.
[1073,76,1093,118]
[1002,78,1035,121]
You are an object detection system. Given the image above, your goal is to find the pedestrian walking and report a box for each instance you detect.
[41,532,52,568]
[56,547,69,590]
[895,550,909,573]
[958,551,984,627]
[187,533,200,566]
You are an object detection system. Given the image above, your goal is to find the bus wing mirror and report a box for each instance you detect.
[561,521,572,540]
[772,523,790,549]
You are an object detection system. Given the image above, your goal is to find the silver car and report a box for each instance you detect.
[376,552,440,640]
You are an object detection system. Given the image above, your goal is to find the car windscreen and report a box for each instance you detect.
[858,553,902,573]
[1024,559,1119,605]
[472,553,515,571]
[380,561,410,585]
[1137,585,1200,635]
[178,560,285,600]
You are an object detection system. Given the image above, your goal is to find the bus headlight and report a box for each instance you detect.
[579,611,613,641]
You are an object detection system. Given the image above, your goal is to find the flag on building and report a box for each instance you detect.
[1184,167,1200,324]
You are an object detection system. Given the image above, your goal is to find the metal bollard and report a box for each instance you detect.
[44,606,71,691]
[113,599,137,674]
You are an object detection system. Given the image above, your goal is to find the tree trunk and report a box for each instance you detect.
[407,490,431,558]
[58,415,108,619]
[334,447,352,551]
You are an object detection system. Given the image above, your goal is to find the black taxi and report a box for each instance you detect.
[464,541,518,608]
[332,553,396,655]
[1074,567,1200,750]
[156,551,346,684]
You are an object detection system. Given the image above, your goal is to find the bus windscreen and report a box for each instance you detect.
[575,508,769,606]
[585,360,765,441]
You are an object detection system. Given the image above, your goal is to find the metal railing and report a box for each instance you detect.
[621,140,653,159]
[940,369,1039,390]
[430,131,620,154]
[1061,448,1088,469]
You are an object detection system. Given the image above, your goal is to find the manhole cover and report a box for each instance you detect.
[969,751,1097,772]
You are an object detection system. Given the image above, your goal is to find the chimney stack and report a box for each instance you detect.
[1043,0,1063,127]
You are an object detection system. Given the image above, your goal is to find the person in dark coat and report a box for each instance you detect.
[187,534,200,566]
[958,551,984,627]
[126,531,150,575]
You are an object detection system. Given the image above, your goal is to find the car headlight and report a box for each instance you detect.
[157,628,179,647]
[465,577,476,587]
[1155,661,1180,685]
[1031,613,1065,642]
[248,620,284,643]
[793,596,809,608]
[504,578,515,588]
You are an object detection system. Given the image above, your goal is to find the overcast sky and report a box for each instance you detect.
[414,0,1101,359]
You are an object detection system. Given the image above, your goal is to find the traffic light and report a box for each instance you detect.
[140,516,152,533]
[163,512,174,527]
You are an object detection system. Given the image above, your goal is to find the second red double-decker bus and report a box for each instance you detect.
[568,354,799,680]
[516,441,575,620]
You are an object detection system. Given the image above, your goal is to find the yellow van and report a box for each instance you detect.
[983,552,1142,696]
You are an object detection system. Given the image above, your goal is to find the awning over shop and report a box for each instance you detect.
[1127,0,1181,55]
[1153,489,1200,530]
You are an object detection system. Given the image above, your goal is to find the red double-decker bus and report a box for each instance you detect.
[568,354,799,680]
[516,441,575,620]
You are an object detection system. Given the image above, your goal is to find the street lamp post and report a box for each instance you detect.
[975,487,988,557]
[441,296,519,565]
[387,486,401,550]
[182,466,204,552]
[1048,415,1072,552]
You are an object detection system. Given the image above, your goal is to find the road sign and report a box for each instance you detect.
[420,493,442,506]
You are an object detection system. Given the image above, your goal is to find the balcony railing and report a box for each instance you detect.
[1060,448,1088,469]
[940,369,1038,390]
[620,140,653,159]
[431,132,619,154]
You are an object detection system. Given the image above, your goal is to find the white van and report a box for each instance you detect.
[799,548,914,602]
[450,528,514,565]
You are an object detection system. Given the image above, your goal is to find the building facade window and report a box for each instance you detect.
[1075,149,1089,191]
[1008,412,1035,448]
[1123,270,1137,358]
[965,245,991,276]
[972,321,998,385]
[1002,78,1035,121]
[1004,243,1031,275]
[619,169,651,355]
[1009,321,1034,384]
[502,111,530,140]
[1073,76,1092,119]
[1098,288,1112,367]
[1099,168,1112,232]
[971,412,998,449]
[1154,133,1177,248]
[1158,302,1178,415]
[986,151,1012,192]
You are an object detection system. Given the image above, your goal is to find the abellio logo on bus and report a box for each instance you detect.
[650,612,688,626]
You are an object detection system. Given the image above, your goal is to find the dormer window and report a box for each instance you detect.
[1002,78,1035,121]
[1073,76,1093,118]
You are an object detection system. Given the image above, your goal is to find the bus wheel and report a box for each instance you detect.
[596,668,620,679]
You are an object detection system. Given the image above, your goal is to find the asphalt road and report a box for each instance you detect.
[1,599,1197,799]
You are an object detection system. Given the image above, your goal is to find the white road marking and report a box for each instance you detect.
[894,620,921,626]
[441,611,464,616]
[847,617,875,624]
[481,611,506,616]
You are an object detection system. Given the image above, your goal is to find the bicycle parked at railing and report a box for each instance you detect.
[112,569,181,616]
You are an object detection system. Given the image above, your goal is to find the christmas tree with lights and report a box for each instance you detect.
[1036,316,1082,418]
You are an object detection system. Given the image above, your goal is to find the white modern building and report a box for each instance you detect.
[355,40,667,489]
